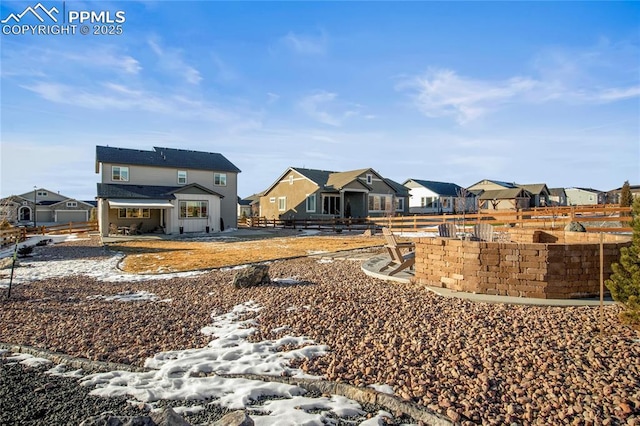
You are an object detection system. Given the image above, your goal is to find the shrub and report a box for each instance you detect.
[606,197,640,328]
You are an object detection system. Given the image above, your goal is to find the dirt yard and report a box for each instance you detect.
[108,230,386,273]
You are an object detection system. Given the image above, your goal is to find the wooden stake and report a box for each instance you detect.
[599,232,604,334]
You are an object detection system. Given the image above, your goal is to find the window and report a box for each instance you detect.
[177,170,187,185]
[278,197,286,211]
[395,198,404,211]
[118,208,150,218]
[214,173,227,186]
[420,197,439,209]
[366,174,373,185]
[66,201,77,208]
[289,175,294,185]
[322,195,341,215]
[306,194,316,212]
[179,201,208,218]
[37,191,47,197]
[269,197,276,203]
[112,166,129,182]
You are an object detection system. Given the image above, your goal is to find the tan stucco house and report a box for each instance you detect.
[95,146,240,236]
[258,167,409,220]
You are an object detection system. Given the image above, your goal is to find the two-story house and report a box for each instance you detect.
[565,187,605,206]
[95,146,241,236]
[0,188,94,226]
[403,179,476,214]
[258,167,409,220]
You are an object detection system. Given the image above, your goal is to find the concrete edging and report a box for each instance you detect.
[0,342,454,425]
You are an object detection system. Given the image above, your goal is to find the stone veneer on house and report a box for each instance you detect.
[411,229,631,299]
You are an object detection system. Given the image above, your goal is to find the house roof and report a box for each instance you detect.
[404,179,467,197]
[383,178,409,196]
[49,199,95,208]
[516,183,549,195]
[262,167,398,196]
[468,179,517,189]
[478,188,530,200]
[567,187,604,194]
[549,188,567,197]
[95,146,241,173]
[97,183,223,199]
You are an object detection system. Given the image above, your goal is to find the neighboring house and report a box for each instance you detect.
[258,167,409,220]
[517,184,551,208]
[0,188,94,225]
[607,184,640,204]
[477,188,531,210]
[565,187,604,206]
[237,197,252,219]
[403,179,476,214]
[95,146,241,236]
[549,188,568,206]
[468,179,550,208]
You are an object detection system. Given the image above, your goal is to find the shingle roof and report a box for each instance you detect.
[97,183,179,199]
[516,183,549,195]
[383,178,409,196]
[478,188,530,200]
[406,179,467,197]
[96,146,241,173]
[549,188,566,197]
[294,168,334,187]
[326,169,372,190]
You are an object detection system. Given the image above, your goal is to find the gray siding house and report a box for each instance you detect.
[95,146,240,236]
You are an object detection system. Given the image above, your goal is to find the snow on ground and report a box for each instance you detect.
[79,300,391,425]
[0,236,206,287]
[0,233,407,425]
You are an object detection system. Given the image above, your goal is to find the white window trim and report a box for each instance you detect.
[214,173,227,186]
[366,174,373,185]
[179,200,209,219]
[269,197,276,203]
[177,170,187,185]
[66,201,78,208]
[306,194,316,212]
[278,196,286,212]
[112,166,129,182]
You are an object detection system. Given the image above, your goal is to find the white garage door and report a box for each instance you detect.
[56,210,88,223]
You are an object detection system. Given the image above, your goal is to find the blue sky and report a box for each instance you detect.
[1,1,638,200]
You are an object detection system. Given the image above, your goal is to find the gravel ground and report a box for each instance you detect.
[1,236,640,425]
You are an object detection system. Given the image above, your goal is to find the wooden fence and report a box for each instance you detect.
[241,205,633,234]
[0,221,99,247]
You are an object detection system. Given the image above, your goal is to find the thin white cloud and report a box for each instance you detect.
[298,91,369,126]
[398,68,538,124]
[21,81,238,122]
[281,30,327,55]
[148,38,202,85]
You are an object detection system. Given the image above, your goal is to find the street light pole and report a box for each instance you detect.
[33,186,37,228]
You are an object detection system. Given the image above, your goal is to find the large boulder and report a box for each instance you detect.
[564,221,586,232]
[212,411,254,426]
[232,264,270,289]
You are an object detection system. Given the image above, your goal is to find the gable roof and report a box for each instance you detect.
[95,146,241,173]
[468,179,517,189]
[549,187,567,197]
[567,187,604,194]
[384,178,409,196]
[517,183,549,195]
[404,179,467,197]
[262,167,399,196]
[478,188,530,200]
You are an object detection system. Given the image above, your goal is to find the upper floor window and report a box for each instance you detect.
[37,190,47,197]
[289,175,294,185]
[214,173,227,186]
[177,170,187,185]
[278,197,286,211]
[112,166,129,182]
[366,174,373,185]
[66,201,77,208]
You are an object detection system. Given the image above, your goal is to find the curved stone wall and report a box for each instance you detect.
[412,230,631,299]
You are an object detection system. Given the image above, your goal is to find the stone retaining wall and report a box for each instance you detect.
[412,231,631,299]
